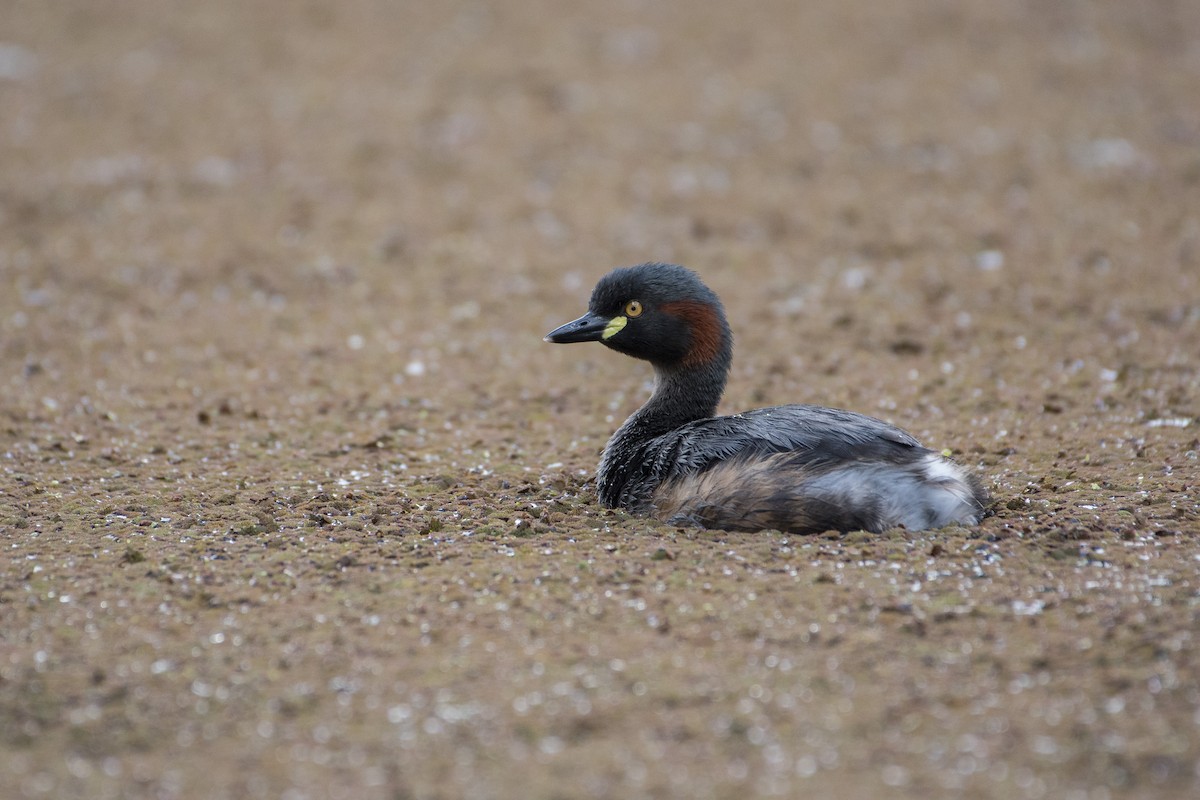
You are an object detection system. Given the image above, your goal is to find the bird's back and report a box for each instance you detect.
[608,404,986,534]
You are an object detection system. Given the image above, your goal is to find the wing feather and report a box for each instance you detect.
[659,404,924,477]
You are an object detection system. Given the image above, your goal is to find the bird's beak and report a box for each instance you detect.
[544,311,614,344]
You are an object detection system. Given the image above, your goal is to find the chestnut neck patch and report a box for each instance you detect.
[661,300,726,368]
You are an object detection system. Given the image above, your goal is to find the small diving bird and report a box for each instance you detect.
[544,262,988,534]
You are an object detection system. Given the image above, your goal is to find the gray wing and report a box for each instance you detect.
[652,404,927,478]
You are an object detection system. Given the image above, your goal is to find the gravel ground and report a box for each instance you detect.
[2,1,1199,798]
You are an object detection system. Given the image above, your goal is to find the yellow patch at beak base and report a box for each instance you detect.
[602,315,627,340]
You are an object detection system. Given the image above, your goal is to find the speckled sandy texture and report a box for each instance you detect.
[2,1,1198,798]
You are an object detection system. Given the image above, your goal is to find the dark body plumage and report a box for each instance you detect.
[545,263,988,534]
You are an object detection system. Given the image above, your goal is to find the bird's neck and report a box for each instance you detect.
[597,360,728,508]
[597,307,734,508]
[622,359,729,439]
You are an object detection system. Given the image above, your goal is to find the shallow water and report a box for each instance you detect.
[2,1,1199,798]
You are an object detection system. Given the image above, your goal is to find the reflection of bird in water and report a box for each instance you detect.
[545,263,988,534]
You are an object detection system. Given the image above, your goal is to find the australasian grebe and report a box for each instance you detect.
[544,262,988,534]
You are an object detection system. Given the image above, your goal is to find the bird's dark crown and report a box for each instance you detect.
[588,262,721,316]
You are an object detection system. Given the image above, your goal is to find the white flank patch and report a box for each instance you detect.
[921,453,964,483]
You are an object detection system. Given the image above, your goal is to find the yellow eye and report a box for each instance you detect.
[624,300,643,317]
